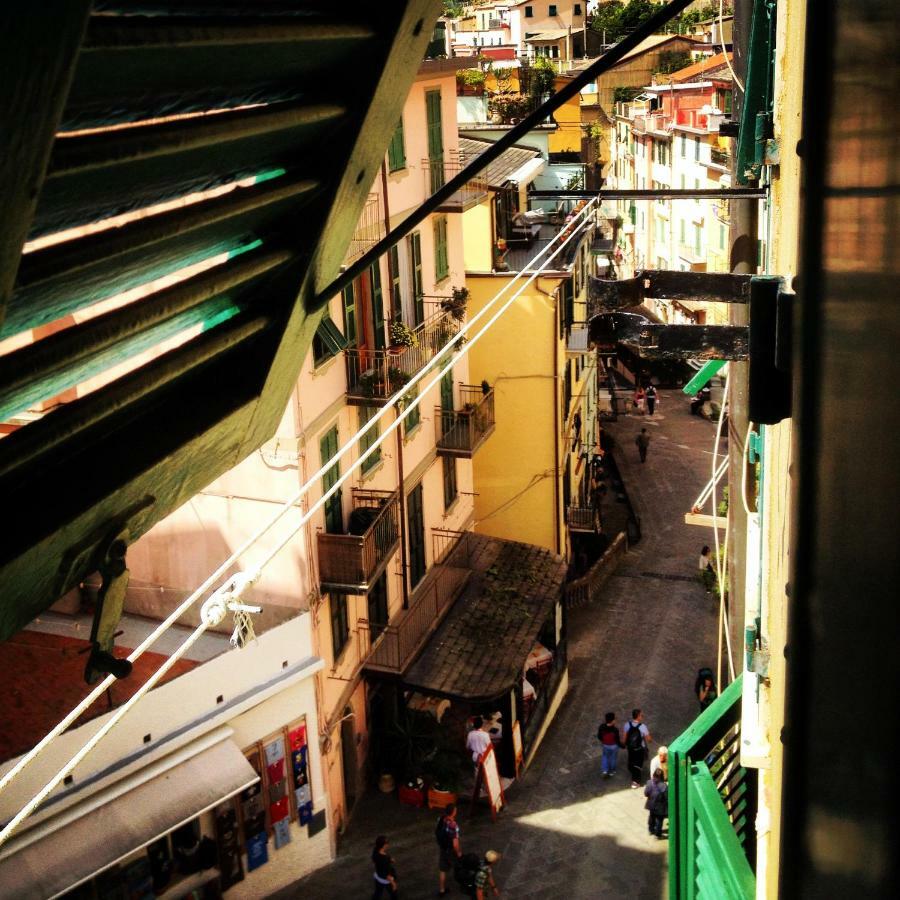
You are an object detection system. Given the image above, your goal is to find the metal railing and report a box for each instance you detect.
[361,529,474,673]
[423,156,489,209]
[344,309,461,402]
[317,489,399,590]
[668,674,757,900]
[564,532,627,609]
[710,146,730,167]
[435,386,496,457]
[566,504,599,532]
[344,192,384,266]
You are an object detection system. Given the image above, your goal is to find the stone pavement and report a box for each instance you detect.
[269,390,723,900]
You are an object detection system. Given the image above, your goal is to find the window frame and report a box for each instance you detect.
[330,593,350,661]
[341,283,357,347]
[312,315,347,367]
[433,215,449,282]
[442,455,458,511]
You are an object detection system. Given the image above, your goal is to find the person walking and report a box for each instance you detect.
[371,835,398,899]
[474,850,501,899]
[635,428,651,463]
[623,708,653,787]
[436,803,462,897]
[644,769,668,838]
[634,385,646,414]
[649,745,669,782]
[696,669,718,711]
[597,712,622,778]
[645,384,658,415]
[699,545,715,593]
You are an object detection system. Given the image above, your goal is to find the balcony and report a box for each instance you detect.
[360,529,474,674]
[424,155,489,211]
[709,145,730,169]
[566,504,601,533]
[317,489,400,593]
[668,675,757,899]
[435,385,496,458]
[343,192,384,267]
[344,309,461,404]
[502,208,595,272]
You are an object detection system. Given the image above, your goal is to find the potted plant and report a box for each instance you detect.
[357,372,377,398]
[456,68,486,96]
[426,751,464,810]
[390,320,418,349]
[388,367,410,392]
[441,286,469,322]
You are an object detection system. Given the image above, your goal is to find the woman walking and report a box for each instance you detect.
[371,835,399,898]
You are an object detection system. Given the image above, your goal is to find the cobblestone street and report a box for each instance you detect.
[270,389,723,900]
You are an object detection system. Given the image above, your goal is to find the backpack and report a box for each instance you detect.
[434,816,452,848]
[626,722,644,751]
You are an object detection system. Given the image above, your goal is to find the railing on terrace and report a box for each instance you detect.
[317,489,399,592]
[425,156,489,210]
[564,532,627,609]
[710,146,730,167]
[344,309,461,403]
[566,504,599,533]
[360,529,475,674]
[669,674,757,900]
[343,192,384,266]
[435,386,496,457]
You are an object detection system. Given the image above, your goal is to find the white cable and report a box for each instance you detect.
[0,201,598,825]
[720,0,745,93]
[741,421,757,518]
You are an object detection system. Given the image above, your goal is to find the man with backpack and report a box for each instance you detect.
[597,712,623,778]
[622,708,653,788]
[436,802,462,897]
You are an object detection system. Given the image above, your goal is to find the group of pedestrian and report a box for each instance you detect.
[597,709,669,839]
[632,384,658,416]
[370,802,501,899]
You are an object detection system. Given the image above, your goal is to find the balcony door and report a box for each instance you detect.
[320,426,342,534]
[426,88,444,194]
[407,483,426,589]
[367,572,388,640]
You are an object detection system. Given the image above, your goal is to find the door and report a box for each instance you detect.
[340,707,357,814]
[407,483,426,589]
[425,89,444,193]
[369,261,386,350]
[407,232,424,325]
[320,426,342,534]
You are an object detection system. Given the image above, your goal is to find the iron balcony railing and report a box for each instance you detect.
[343,192,384,267]
[424,156,489,211]
[317,489,399,592]
[360,529,474,674]
[344,309,461,403]
[434,385,496,457]
[668,674,757,900]
[710,146,730,168]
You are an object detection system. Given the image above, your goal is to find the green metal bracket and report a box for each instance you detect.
[682,360,726,396]
[736,0,777,184]
[747,429,763,464]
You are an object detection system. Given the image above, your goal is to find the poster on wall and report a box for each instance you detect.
[288,717,314,825]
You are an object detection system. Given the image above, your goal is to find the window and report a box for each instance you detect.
[369,262,386,350]
[407,483,426,588]
[342,283,357,346]
[679,219,686,243]
[330,593,349,661]
[719,223,727,250]
[525,5,533,17]
[312,315,347,367]
[426,90,444,193]
[359,405,381,474]
[403,383,420,435]
[387,117,405,172]
[408,232,423,324]
[433,215,449,282]
[442,456,458,511]
[549,4,557,15]
[680,134,686,157]
[320,426,342,534]
[694,223,702,256]
[367,573,388,640]
[694,136,701,161]
[574,3,582,14]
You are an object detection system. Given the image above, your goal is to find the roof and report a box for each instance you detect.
[665,51,734,83]
[458,136,543,189]
[565,35,705,74]
[403,534,567,702]
[524,29,570,42]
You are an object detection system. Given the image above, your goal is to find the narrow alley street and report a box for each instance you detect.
[271,389,723,900]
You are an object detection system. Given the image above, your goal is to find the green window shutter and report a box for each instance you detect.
[407,483,426,588]
[330,593,349,660]
[312,315,348,366]
[434,215,449,282]
[440,369,454,411]
[409,232,424,324]
[320,426,342,534]
[389,244,402,312]
[680,219,686,243]
[403,383,420,434]
[370,262,386,350]
[426,89,444,193]
[387,117,406,172]
[359,405,381,474]
[342,283,357,347]
[442,453,458,510]
[695,223,702,256]
[695,136,701,160]
[367,573,388,639]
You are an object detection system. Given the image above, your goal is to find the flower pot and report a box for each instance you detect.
[427,787,458,810]
[378,773,396,793]
[398,785,425,807]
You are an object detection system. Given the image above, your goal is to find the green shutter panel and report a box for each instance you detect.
[410,232,424,325]
[388,117,405,171]
[426,89,444,193]
[370,262,386,350]
[321,427,342,535]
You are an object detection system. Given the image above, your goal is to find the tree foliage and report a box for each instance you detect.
[591,1,733,42]
[654,50,692,76]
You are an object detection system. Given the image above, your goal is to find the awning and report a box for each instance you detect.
[402,535,567,702]
[0,737,258,900]
[507,156,545,187]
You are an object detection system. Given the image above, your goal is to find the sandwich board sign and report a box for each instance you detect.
[471,744,505,821]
